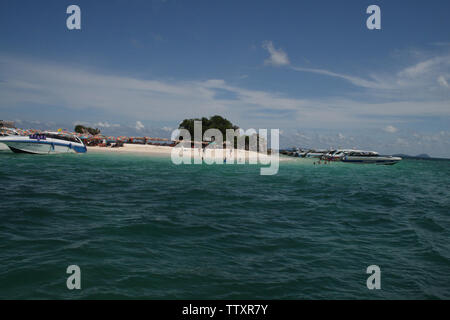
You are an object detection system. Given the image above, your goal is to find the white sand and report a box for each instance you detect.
[88,143,173,155]
[87,143,289,162]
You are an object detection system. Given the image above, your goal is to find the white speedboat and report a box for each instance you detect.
[0,132,87,154]
[304,150,328,158]
[323,149,359,161]
[293,148,307,158]
[340,150,401,165]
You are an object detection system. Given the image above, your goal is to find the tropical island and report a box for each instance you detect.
[74,115,272,164]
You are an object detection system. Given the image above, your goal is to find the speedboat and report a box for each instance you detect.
[0,127,19,151]
[292,148,307,158]
[304,150,328,158]
[0,131,87,154]
[323,149,359,161]
[339,150,401,165]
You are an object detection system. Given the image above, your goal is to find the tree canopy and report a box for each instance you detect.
[178,115,264,151]
[178,115,239,138]
[74,125,101,135]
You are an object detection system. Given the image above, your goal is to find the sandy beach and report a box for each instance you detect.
[87,143,288,163]
[88,143,174,155]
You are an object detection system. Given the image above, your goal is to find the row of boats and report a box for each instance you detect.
[283,148,402,165]
[0,128,87,154]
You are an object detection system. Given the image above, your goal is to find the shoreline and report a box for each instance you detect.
[87,143,173,155]
[87,143,290,162]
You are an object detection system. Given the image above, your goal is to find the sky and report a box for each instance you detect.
[0,0,449,157]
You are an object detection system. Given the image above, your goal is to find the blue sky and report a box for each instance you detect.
[0,0,449,156]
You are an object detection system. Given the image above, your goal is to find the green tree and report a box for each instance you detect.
[178,115,236,139]
[178,115,263,151]
[74,125,100,135]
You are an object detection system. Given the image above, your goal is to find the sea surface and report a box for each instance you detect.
[0,151,449,299]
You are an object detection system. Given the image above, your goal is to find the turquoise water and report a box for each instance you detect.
[0,151,449,299]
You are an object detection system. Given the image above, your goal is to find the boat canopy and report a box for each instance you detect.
[41,132,83,144]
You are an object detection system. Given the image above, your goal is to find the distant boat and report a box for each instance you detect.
[338,150,402,165]
[304,150,328,158]
[323,149,357,161]
[0,132,87,154]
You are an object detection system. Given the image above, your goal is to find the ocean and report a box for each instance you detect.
[0,151,449,299]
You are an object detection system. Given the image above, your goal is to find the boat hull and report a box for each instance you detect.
[0,142,10,151]
[0,140,87,154]
[342,156,401,165]
[305,153,326,158]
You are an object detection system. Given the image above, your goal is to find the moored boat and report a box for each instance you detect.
[340,150,401,165]
[0,131,87,154]
[304,149,328,158]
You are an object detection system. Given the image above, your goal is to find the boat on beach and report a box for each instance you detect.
[0,131,87,154]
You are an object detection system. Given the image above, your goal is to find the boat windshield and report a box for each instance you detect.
[43,133,82,144]
[348,151,379,157]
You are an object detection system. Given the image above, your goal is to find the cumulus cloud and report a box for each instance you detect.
[75,121,119,128]
[262,41,290,66]
[135,121,145,131]
[383,125,398,133]
[94,121,110,128]
[437,75,449,88]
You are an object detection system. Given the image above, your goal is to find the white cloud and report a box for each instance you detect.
[74,121,119,128]
[0,55,449,135]
[135,121,145,131]
[383,125,398,133]
[286,51,450,95]
[94,121,110,128]
[291,66,389,89]
[262,41,290,66]
[398,56,449,78]
[437,75,449,88]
